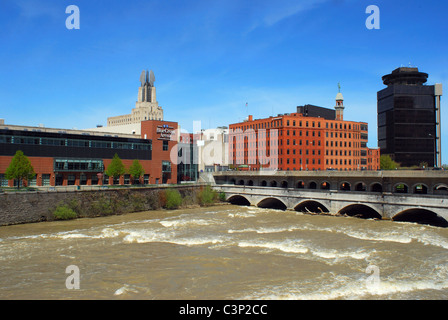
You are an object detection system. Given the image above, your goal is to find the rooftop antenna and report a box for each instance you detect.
[338,82,341,93]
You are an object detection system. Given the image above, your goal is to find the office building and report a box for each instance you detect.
[229,90,379,171]
[0,119,178,187]
[377,67,442,167]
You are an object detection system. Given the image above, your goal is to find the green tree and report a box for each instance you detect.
[5,150,35,189]
[164,188,182,209]
[128,159,144,184]
[198,185,217,206]
[105,153,125,185]
[380,154,399,170]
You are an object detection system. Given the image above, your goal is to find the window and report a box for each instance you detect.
[42,174,51,186]
[54,159,104,172]
[0,174,8,187]
[68,174,75,185]
[162,161,171,172]
[91,175,99,185]
[163,140,169,151]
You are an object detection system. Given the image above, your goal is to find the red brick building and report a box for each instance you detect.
[0,119,178,187]
[229,92,380,171]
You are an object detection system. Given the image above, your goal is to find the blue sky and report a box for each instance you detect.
[1,0,447,163]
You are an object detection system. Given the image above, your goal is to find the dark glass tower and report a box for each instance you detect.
[377,67,441,167]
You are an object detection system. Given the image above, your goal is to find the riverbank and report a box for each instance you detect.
[0,184,224,226]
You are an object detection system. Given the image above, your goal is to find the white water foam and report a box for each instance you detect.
[228,226,301,234]
[309,248,372,260]
[240,272,448,300]
[238,239,309,254]
[341,229,413,244]
[159,218,218,228]
[113,284,150,296]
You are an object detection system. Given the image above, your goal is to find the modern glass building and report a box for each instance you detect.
[377,67,442,167]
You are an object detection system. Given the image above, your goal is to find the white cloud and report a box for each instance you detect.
[13,0,60,19]
[245,0,331,33]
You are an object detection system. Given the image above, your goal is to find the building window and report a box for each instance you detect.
[163,140,169,151]
[42,174,51,186]
[68,174,76,185]
[91,175,99,185]
[0,174,8,187]
[162,161,171,172]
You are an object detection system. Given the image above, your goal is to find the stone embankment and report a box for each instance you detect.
[0,185,206,226]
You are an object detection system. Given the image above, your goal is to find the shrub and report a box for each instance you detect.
[219,192,226,202]
[53,205,77,220]
[198,185,217,206]
[165,188,182,209]
[90,196,114,215]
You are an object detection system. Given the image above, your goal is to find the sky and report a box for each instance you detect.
[1,0,447,164]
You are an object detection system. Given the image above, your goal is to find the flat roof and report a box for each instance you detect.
[0,124,138,139]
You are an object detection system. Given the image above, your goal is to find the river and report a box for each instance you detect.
[1,204,447,300]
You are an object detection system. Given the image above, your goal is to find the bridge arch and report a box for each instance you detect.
[238,179,245,186]
[294,200,329,214]
[433,183,448,195]
[320,181,330,190]
[270,180,278,188]
[308,181,317,189]
[296,181,305,189]
[257,197,287,211]
[354,182,367,192]
[247,180,254,186]
[412,183,428,195]
[281,180,288,188]
[261,180,267,187]
[227,195,251,206]
[393,183,409,194]
[339,181,351,191]
[338,204,382,219]
[393,208,448,228]
[370,182,383,193]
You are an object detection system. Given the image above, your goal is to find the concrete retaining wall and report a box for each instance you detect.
[0,184,205,226]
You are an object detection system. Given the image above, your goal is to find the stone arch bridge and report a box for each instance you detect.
[205,170,448,227]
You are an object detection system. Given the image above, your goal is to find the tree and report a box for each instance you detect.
[128,159,144,184]
[105,154,125,185]
[164,188,182,209]
[5,150,35,189]
[380,154,399,170]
